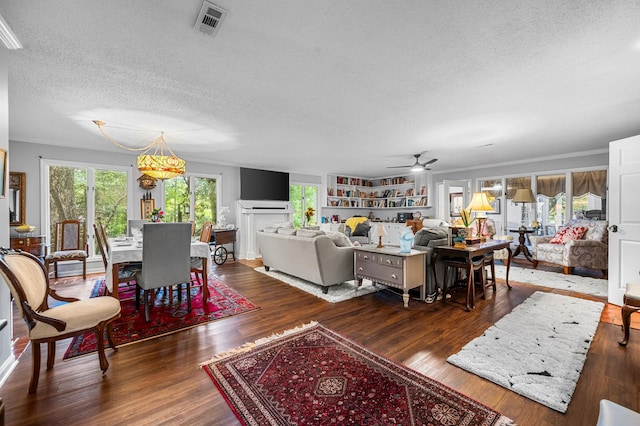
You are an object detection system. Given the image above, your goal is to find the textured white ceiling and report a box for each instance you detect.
[3,0,640,177]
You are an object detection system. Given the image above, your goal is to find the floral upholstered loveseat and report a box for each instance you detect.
[529,219,608,275]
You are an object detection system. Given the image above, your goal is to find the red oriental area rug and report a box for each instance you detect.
[201,322,514,425]
[64,277,259,360]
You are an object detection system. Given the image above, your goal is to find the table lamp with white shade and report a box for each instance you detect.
[372,223,388,248]
[466,192,494,241]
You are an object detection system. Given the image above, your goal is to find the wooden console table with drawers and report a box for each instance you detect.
[353,245,426,308]
[10,235,46,260]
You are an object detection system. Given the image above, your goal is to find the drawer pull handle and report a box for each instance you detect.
[363,255,369,259]
[358,267,363,271]
[391,274,397,279]
[386,259,392,264]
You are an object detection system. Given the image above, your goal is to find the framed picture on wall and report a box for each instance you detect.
[140,199,155,219]
[488,198,501,214]
[0,148,6,199]
[449,192,463,216]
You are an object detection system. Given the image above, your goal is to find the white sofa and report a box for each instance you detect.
[256,229,355,293]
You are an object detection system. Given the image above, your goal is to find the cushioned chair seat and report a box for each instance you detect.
[30,297,122,340]
[46,250,88,260]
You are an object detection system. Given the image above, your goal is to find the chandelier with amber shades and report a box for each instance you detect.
[93,120,186,180]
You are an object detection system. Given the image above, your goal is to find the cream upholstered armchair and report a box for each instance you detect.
[530,219,608,275]
[0,248,121,393]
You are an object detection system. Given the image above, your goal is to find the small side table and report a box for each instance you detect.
[508,228,534,262]
[10,235,46,260]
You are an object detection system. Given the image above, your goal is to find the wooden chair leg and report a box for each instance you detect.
[619,304,639,346]
[186,282,192,313]
[106,322,118,351]
[144,290,151,322]
[95,323,109,373]
[82,260,86,279]
[46,341,56,369]
[29,342,41,393]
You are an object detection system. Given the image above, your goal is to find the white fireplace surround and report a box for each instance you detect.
[236,200,293,259]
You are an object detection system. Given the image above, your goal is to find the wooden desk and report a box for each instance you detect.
[432,240,513,310]
[509,228,534,261]
[353,245,426,308]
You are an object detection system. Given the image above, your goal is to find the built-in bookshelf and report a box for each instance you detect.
[326,173,430,209]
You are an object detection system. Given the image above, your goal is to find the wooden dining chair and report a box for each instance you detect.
[134,223,192,322]
[93,223,138,296]
[44,219,88,279]
[0,248,121,393]
[191,221,213,292]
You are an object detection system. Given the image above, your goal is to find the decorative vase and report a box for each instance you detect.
[466,226,475,239]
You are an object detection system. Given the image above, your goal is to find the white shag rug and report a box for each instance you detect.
[254,267,379,303]
[447,291,604,413]
[494,264,607,297]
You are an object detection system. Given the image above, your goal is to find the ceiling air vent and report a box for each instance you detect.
[194,1,229,37]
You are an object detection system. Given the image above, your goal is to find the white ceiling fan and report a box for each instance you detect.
[387,153,438,172]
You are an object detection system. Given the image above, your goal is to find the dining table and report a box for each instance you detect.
[105,238,213,300]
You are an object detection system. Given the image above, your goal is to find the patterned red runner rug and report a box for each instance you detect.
[63,277,259,360]
[201,322,513,425]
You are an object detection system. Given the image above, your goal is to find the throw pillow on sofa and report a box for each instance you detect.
[272,221,294,229]
[296,229,325,238]
[324,230,353,247]
[414,227,448,247]
[550,226,587,244]
[276,228,297,235]
[352,222,371,237]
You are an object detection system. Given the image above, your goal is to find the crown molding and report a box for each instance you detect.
[0,13,22,50]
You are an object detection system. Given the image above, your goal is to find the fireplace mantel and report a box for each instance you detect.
[236,200,293,259]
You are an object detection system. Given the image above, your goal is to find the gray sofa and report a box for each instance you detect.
[256,229,355,293]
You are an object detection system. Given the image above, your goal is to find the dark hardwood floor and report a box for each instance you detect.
[2,257,639,425]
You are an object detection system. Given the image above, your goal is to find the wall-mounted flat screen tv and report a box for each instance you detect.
[240,167,290,201]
